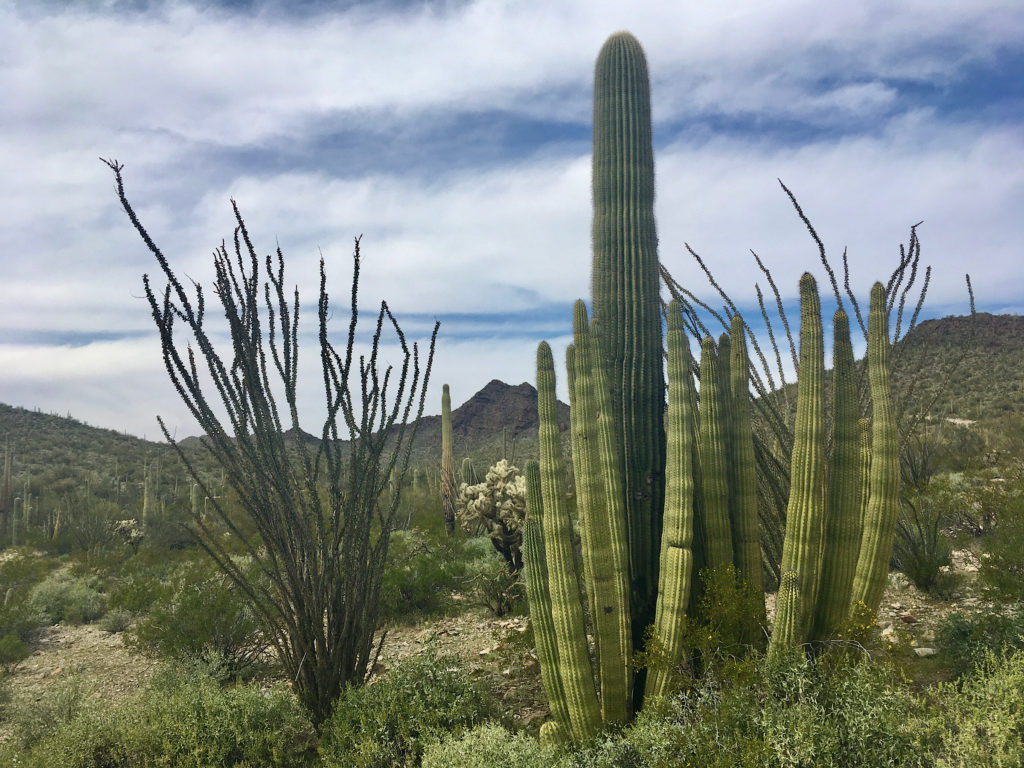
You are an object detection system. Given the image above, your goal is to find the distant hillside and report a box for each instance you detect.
[1,312,1018,512]
[891,313,1024,420]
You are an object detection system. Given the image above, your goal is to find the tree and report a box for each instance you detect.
[103,159,438,723]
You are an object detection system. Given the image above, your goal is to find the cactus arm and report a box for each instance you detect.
[697,336,734,573]
[770,273,826,652]
[645,301,696,699]
[810,309,862,640]
[523,460,573,737]
[569,303,633,724]
[536,342,602,741]
[850,283,900,615]
[729,315,766,645]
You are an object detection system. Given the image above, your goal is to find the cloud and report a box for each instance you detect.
[2,0,1022,437]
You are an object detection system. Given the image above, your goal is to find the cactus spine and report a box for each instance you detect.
[645,302,696,699]
[770,274,826,652]
[591,31,665,643]
[440,384,457,535]
[850,284,900,614]
[535,342,602,741]
[810,310,862,639]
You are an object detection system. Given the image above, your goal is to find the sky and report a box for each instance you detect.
[1,0,1022,441]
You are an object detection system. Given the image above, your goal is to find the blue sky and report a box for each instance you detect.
[1,0,1022,439]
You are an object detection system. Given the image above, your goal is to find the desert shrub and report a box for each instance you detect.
[893,490,953,593]
[28,571,106,625]
[104,547,194,613]
[126,559,268,676]
[468,552,525,618]
[0,631,31,665]
[935,650,1024,767]
[378,529,476,623]
[422,723,552,768]
[563,650,928,768]
[98,608,132,634]
[7,676,91,750]
[937,608,1024,678]
[2,664,316,768]
[320,647,502,768]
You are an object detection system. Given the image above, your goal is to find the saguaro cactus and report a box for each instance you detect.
[440,383,457,534]
[591,31,665,643]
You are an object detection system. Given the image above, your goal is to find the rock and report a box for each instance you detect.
[881,624,898,640]
[914,647,938,657]
[900,613,917,624]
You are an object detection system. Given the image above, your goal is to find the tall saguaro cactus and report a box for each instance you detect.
[440,383,457,535]
[591,31,665,644]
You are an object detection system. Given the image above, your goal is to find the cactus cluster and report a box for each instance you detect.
[456,459,526,573]
[523,31,903,742]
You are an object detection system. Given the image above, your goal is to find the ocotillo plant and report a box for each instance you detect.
[591,31,665,646]
[440,383,457,535]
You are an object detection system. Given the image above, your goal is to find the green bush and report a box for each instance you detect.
[561,650,928,768]
[320,647,502,768]
[125,559,268,676]
[0,631,31,666]
[28,571,106,625]
[98,608,132,634]
[937,608,1024,678]
[468,552,525,618]
[422,723,552,768]
[936,650,1024,767]
[893,491,952,593]
[7,676,90,750]
[378,529,476,623]
[1,664,316,768]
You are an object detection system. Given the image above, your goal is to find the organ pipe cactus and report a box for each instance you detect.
[523,459,572,741]
[697,336,734,573]
[592,31,665,644]
[535,342,602,741]
[645,301,696,699]
[810,309,862,640]
[729,314,765,643]
[770,273,826,653]
[850,284,900,614]
[568,301,633,724]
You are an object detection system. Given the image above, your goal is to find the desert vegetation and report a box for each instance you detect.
[1,30,1022,768]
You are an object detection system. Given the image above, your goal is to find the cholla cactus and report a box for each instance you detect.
[457,459,526,573]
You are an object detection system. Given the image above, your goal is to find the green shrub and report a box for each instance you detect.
[937,608,1024,678]
[893,492,952,593]
[422,723,552,768]
[126,559,268,676]
[7,676,90,750]
[468,553,525,618]
[98,608,132,634]
[0,630,31,666]
[3,665,316,768]
[320,647,502,768]
[28,572,106,625]
[562,651,928,768]
[379,529,476,623]
[936,650,1024,767]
